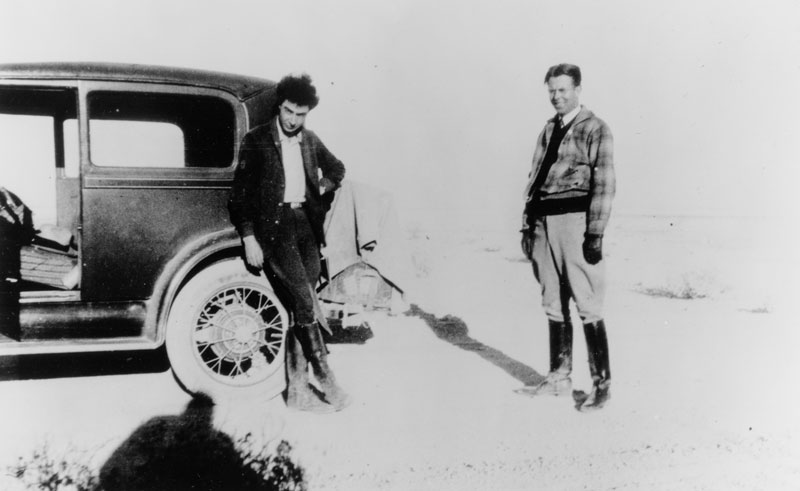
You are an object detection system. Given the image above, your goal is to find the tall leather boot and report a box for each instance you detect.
[515,319,573,397]
[285,326,335,414]
[579,319,611,412]
[296,322,352,411]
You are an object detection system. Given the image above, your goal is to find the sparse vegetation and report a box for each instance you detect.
[9,442,99,491]
[741,305,771,314]
[634,277,709,300]
[8,437,305,491]
[238,436,306,491]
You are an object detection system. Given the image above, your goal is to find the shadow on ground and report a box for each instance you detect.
[98,394,304,491]
[408,304,544,386]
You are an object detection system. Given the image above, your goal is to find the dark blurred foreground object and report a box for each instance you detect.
[0,187,34,340]
[98,394,305,491]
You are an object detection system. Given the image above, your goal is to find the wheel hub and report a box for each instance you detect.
[232,316,257,343]
[206,308,263,359]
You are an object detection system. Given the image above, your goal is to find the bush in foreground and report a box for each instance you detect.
[9,436,305,491]
[10,394,305,491]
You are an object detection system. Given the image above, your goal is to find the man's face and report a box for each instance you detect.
[547,75,581,115]
[278,100,310,135]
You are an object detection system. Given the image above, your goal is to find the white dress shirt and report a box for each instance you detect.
[560,105,581,127]
[278,119,306,204]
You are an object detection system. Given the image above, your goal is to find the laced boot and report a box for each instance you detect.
[296,322,352,411]
[284,326,335,414]
[515,319,573,397]
[579,320,611,412]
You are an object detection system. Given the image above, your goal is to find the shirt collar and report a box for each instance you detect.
[276,117,303,143]
[559,105,582,127]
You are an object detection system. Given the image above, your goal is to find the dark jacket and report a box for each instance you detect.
[228,117,346,257]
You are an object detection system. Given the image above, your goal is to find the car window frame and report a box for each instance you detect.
[79,81,247,180]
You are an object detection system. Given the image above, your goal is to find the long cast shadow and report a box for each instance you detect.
[408,304,544,386]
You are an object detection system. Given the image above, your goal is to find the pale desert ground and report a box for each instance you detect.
[0,214,798,490]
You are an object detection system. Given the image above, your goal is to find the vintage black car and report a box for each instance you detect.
[0,62,291,400]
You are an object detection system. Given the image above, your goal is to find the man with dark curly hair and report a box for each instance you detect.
[229,73,350,413]
[517,64,616,412]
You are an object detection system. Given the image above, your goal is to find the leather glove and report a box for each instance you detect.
[582,234,603,265]
[520,231,533,261]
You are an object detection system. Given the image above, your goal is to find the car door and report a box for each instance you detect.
[0,82,83,341]
[79,82,245,306]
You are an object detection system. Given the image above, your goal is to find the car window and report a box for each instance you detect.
[90,120,184,168]
[87,91,235,169]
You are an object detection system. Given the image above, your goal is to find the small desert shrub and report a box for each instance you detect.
[634,275,711,300]
[741,304,771,314]
[636,283,707,300]
[9,442,99,491]
[238,436,306,491]
[8,437,305,491]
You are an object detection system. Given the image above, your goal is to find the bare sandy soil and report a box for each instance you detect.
[0,215,798,490]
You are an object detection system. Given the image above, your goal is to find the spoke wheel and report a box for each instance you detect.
[193,286,284,385]
[166,260,288,400]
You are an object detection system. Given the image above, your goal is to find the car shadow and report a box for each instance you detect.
[408,304,545,386]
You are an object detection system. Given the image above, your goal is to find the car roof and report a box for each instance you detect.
[0,62,275,101]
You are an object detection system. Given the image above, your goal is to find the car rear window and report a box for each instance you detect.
[88,91,235,169]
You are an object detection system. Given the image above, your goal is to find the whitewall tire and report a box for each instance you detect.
[166,259,289,401]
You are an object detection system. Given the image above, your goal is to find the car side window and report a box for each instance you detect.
[87,91,236,169]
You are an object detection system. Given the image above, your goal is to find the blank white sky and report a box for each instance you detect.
[1,0,798,231]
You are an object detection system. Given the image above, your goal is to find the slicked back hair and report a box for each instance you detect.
[544,64,582,87]
[276,73,319,109]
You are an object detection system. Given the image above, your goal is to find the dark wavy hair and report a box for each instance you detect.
[544,63,582,87]
[276,73,319,109]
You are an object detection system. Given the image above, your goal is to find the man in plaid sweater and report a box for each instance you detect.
[517,63,616,412]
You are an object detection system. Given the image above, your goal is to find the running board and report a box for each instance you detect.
[0,336,160,356]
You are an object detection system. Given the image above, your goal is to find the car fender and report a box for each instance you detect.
[148,227,247,345]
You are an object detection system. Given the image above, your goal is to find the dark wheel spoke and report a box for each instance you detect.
[254,296,274,315]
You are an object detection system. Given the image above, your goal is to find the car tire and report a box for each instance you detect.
[166,259,289,401]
